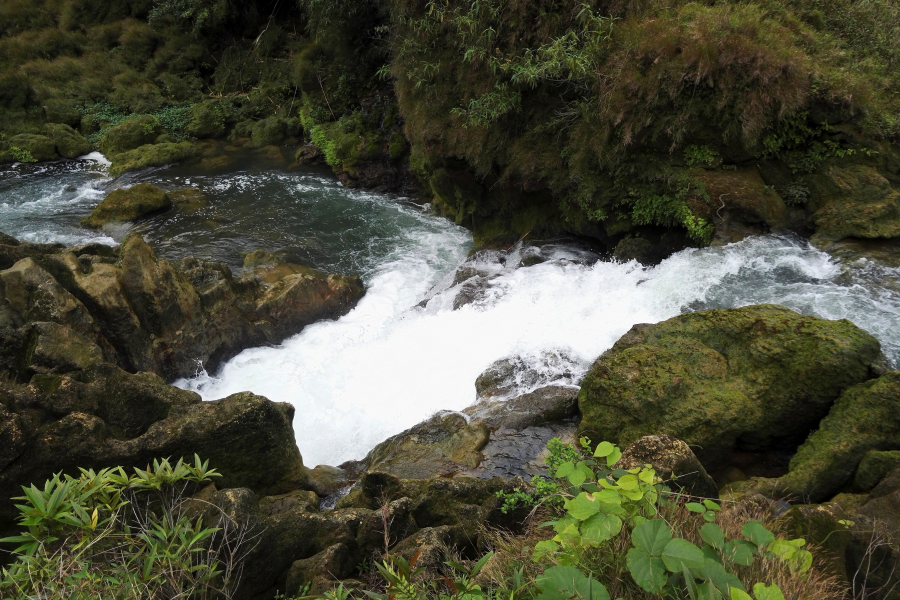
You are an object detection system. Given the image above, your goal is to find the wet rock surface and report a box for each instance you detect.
[615,435,719,499]
[82,183,173,228]
[0,232,365,380]
[579,304,885,468]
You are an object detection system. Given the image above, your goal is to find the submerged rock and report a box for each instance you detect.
[81,183,173,228]
[579,304,885,468]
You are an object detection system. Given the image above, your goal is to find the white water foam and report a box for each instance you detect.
[178,234,900,467]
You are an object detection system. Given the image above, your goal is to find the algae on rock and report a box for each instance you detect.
[82,183,173,228]
[578,304,884,467]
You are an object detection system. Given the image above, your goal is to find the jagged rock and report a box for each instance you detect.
[0,234,364,380]
[81,183,173,228]
[579,305,885,468]
[780,372,900,502]
[285,544,354,595]
[465,385,578,430]
[354,412,489,479]
[616,435,719,499]
[0,232,64,271]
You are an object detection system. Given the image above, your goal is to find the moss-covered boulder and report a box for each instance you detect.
[81,183,173,228]
[779,372,900,502]
[578,305,884,467]
[808,165,900,246]
[108,141,197,176]
[251,116,288,146]
[853,450,900,492]
[186,99,227,139]
[42,123,91,159]
[5,134,59,162]
[98,115,163,156]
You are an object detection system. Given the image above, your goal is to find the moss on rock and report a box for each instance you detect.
[578,305,884,468]
[81,183,173,228]
[98,115,163,157]
[251,116,288,146]
[780,372,900,501]
[6,133,58,162]
[808,165,900,246]
[43,123,91,159]
[186,99,228,139]
[108,141,197,176]
[853,450,900,492]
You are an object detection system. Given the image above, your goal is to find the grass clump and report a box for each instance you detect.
[0,455,254,600]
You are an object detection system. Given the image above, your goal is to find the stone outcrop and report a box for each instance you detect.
[578,304,885,468]
[0,233,365,380]
[780,371,900,502]
[81,183,174,228]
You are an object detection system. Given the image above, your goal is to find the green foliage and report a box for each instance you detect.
[684,145,721,168]
[0,455,250,600]
[8,145,36,162]
[80,102,196,145]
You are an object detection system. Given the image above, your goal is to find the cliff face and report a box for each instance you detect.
[1,0,899,253]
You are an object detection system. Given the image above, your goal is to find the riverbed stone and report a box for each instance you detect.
[578,305,885,469]
[82,183,173,228]
[5,133,59,162]
[780,371,900,502]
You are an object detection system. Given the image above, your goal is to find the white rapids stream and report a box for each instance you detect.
[178,234,900,467]
[2,159,898,468]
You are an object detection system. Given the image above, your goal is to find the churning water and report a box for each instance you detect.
[2,158,899,467]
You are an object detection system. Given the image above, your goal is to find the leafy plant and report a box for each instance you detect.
[0,455,256,600]
[8,145,36,163]
[684,145,721,168]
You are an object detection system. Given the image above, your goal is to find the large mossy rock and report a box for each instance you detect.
[615,435,719,499]
[578,305,884,467]
[808,164,900,246]
[5,134,59,162]
[42,123,91,159]
[779,371,900,502]
[81,183,173,228]
[98,115,163,156]
[251,116,289,146]
[108,141,197,177]
[185,99,227,139]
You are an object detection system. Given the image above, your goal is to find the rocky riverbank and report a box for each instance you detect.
[3,227,900,597]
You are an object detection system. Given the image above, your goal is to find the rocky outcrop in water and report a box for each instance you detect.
[81,183,173,228]
[579,304,886,468]
[0,233,365,380]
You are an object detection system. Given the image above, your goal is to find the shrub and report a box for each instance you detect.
[0,455,256,600]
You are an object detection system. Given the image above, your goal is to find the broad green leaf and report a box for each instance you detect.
[700,523,726,550]
[699,581,724,600]
[700,558,745,595]
[684,565,699,600]
[582,513,623,545]
[661,537,706,572]
[626,548,667,593]
[742,522,775,549]
[639,469,656,484]
[533,539,559,560]
[606,447,623,466]
[594,441,615,457]
[703,499,721,511]
[568,470,587,487]
[566,493,600,520]
[536,566,610,600]
[730,587,753,600]
[723,540,755,566]
[752,583,786,600]
[617,474,639,491]
[791,549,813,574]
[619,488,645,501]
[632,519,671,555]
[556,461,575,479]
[686,502,706,513]
[767,539,798,560]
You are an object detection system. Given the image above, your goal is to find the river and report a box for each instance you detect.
[3,157,899,467]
